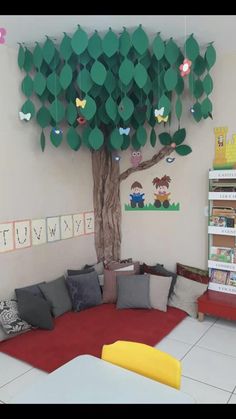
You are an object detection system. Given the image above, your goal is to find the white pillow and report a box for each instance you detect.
[149,275,172,312]
[168,275,208,318]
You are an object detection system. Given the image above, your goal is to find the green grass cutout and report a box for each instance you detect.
[124,202,180,211]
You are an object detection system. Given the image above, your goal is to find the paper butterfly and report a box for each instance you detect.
[0,28,6,45]
[19,111,31,121]
[76,98,86,108]
[166,157,175,164]
[154,107,168,123]
[119,127,130,136]
[53,128,63,135]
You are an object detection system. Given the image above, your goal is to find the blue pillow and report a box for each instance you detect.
[67,271,102,311]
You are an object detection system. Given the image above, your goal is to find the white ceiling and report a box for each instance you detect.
[1,15,235,55]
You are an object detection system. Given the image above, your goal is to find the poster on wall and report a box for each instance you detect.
[0,222,14,253]
[14,220,31,250]
[213,127,236,169]
[84,212,95,234]
[31,219,47,246]
[46,217,60,242]
[60,215,73,240]
[73,213,85,237]
[125,176,180,211]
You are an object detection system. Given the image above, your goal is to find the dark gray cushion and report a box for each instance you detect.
[39,276,72,317]
[67,271,102,311]
[155,264,177,298]
[116,275,151,309]
[67,267,94,276]
[15,282,46,299]
[17,290,54,330]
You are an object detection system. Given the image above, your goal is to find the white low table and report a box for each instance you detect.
[10,355,195,404]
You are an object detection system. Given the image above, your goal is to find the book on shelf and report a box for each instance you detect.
[210,246,234,263]
[226,272,236,287]
[209,215,235,227]
[210,269,229,284]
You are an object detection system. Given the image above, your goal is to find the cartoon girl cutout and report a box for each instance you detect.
[153,175,171,208]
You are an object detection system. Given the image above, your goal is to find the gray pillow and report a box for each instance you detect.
[116,275,151,309]
[67,267,94,276]
[15,282,46,299]
[67,271,102,311]
[168,275,208,318]
[39,276,72,317]
[0,300,31,335]
[149,274,172,312]
[17,290,54,330]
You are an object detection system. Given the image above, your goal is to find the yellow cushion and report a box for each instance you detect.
[101,340,181,389]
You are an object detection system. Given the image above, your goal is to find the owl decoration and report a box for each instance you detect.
[130,150,142,167]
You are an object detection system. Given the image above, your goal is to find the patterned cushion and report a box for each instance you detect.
[67,271,102,311]
[0,300,31,335]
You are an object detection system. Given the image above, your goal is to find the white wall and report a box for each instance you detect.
[120,53,232,272]
[0,46,96,299]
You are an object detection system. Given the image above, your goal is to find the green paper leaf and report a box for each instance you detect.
[79,50,91,66]
[185,34,199,62]
[165,39,179,65]
[23,49,33,72]
[18,45,25,70]
[193,55,206,76]
[152,34,165,60]
[175,75,184,95]
[65,83,77,103]
[119,58,134,86]
[173,128,186,145]
[50,128,63,147]
[90,60,107,86]
[175,97,182,120]
[192,102,202,122]
[159,132,172,146]
[110,128,124,149]
[82,126,92,148]
[33,72,46,96]
[40,131,45,152]
[43,37,55,65]
[188,72,195,95]
[36,106,51,128]
[193,79,204,99]
[118,96,134,121]
[33,43,43,69]
[60,33,73,61]
[104,70,116,94]
[37,88,49,103]
[21,99,35,117]
[121,134,131,150]
[143,76,152,95]
[77,68,93,93]
[119,28,131,57]
[67,127,81,150]
[136,126,147,146]
[134,63,148,88]
[201,97,212,118]
[132,134,141,150]
[80,95,97,120]
[132,25,148,55]
[66,102,77,125]
[150,128,157,147]
[140,51,151,69]
[47,72,61,96]
[175,144,192,156]
[88,31,102,59]
[89,84,102,99]
[205,44,216,70]
[21,74,33,97]
[49,99,65,123]
[59,63,73,89]
[102,28,119,57]
[203,73,213,95]
[71,26,88,55]
[164,68,178,91]
[105,96,117,121]
[158,94,171,116]
[88,126,104,150]
[49,49,60,71]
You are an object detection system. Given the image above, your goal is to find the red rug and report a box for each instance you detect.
[0,304,186,373]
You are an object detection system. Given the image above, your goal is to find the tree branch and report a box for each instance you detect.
[119,145,175,182]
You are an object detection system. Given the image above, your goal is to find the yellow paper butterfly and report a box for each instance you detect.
[154,107,169,123]
[76,98,86,108]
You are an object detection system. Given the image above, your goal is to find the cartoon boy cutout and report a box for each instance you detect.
[129,181,145,208]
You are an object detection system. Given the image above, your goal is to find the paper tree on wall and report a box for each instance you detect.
[17,25,216,262]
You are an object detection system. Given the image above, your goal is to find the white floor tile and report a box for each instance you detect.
[0,353,32,387]
[228,394,236,403]
[166,316,215,345]
[215,318,236,332]
[197,325,236,358]
[181,376,231,404]
[155,337,192,360]
[182,346,236,392]
[0,368,47,403]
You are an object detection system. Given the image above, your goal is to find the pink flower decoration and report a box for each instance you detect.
[179,58,192,77]
[0,28,6,44]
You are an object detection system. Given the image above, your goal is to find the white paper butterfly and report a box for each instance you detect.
[154,107,164,117]
[19,111,31,121]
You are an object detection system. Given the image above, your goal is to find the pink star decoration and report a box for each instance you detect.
[0,28,6,44]
[179,58,192,77]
